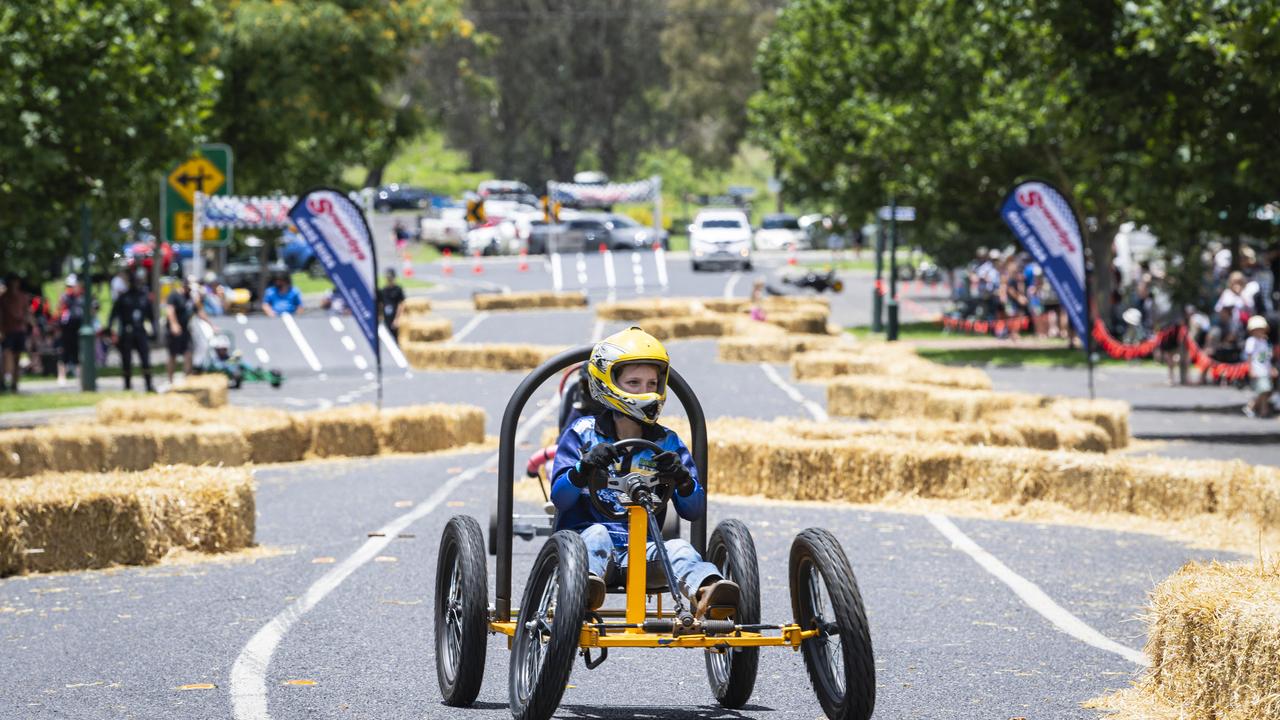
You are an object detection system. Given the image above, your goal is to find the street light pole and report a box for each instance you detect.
[78,204,97,392]
[886,196,900,341]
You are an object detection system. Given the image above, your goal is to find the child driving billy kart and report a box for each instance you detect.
[550,327,740,619]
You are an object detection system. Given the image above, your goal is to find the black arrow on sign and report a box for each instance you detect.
[176,166,213,192]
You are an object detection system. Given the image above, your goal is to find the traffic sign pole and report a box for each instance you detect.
[887,196,900,341]
[193,192,205,281]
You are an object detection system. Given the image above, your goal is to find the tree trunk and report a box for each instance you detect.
[1089,222,1115,327]
[363,164,385,189]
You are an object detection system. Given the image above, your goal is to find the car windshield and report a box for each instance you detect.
[762,216,800,230]
[701,219,743,229]
[609,215,640,228]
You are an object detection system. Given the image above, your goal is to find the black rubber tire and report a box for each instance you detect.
[703,519,761,708]
[691,262,702,273]
[789,528,875,720]
[509,530,588,720]
[434,515,489,707]
[488,503,498,556]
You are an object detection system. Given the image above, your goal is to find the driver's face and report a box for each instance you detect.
[616,363,660,394]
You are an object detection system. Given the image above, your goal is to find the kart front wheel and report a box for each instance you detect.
[704,519,761,708]
[789,528,875,720]
[510,530,588,720]
[435,515,489,706]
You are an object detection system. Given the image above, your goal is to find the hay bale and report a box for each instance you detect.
[231,410,310,464]
[763,310,831,334]
[303,405,381,458]
[0,430,48,478]
[596,298,699,321]
[1051,397,1131,449]
[474,291,587,311]
[827,376,1038,422]
[717,334,851,364]
[639,316,736,341]
[401,297,432,316]
[151,423,251,467]
[403,317,453,343]
[793,351,992,390]
[0,465,255,576]
[403,342,562,371]
[378,404,486,453]
[96,394,210,425]
[171,374,230,408]
[1134,561,1280,719]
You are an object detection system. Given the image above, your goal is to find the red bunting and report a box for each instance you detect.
[940,314,1030,336]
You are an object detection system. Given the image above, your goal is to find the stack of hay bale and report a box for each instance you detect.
[595,296,834,340]
[399,293,572,371]
[474,291,588,311]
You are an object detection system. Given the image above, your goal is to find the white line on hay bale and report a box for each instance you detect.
[0,465,255,576]
[474,291,587,311]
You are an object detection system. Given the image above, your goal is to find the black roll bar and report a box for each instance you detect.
[495,344,708,621]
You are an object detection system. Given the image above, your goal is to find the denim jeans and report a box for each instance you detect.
[579,523,720,599]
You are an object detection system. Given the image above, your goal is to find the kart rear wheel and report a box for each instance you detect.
[510,530,588,720]
[434,515,489,706]
[704,519,761,708]
[789,528,875,720]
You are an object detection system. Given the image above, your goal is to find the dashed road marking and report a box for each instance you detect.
[551,253,564,292]
[631,252,645,294]
[280,313,322,373]
[575,252,588,287]
[328,316,344,333]
[244,329,259,344]
[353,355,368,371]
[340,336,356,352]
[255,348,270,364]
[925,513,1148,667]
[236,313,248,325]
[654,246,669,287]
[229,399,558,720]
[758,362,828,421]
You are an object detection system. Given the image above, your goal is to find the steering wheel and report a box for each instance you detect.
[586,438,675,520]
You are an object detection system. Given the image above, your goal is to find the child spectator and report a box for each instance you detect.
[1243,315,1276,417]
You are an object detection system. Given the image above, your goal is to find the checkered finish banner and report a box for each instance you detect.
[288,188,379,359]
[200,195,297,229]
[547,179,656,207]
[1000,181,1088,340]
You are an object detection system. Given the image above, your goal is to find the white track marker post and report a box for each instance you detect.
[632,252,645,294]
[575,252,588,288]
[653,244,669,288]
[377,324,409,370]
[229,400,559,720]
[925,513,1149,667]
[281,313,322,373]
[551,252,564,292]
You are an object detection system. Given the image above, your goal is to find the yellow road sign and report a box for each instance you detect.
[167,156,225,206]
[173,211,223,242]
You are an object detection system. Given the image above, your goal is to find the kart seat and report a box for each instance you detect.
[603,559,671,594]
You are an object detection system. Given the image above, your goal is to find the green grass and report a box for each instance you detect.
[847,321,953,342]
[803,250,929,273]
[0,390,127,415]
[411,243,441,265]
[40,280,112,327]
[916,346,1154,368]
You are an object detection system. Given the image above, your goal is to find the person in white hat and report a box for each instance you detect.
[1243,315,1276,418]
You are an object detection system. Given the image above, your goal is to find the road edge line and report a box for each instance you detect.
[758,362,828,421]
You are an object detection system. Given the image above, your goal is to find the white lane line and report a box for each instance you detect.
[925,513,1149,667]
[329,316,345,333]
[236,313,248,325]
[450,312,488,344]
[244,329,259,344]
[575,252,588,287]
[592,319,605,342]
[353,355,368,370]
[551,253,564,291]
[631,252,645,294]
[280,313,322,373]
[654,246,669,287]
[723,271,742,299]
[603,249,617,290]
[229,399,558,720]
[377,325,409,370]
[759,362,828,421]
[340,336,356,352]
[255,348,270,364]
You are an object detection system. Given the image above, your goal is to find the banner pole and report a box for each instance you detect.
[1084,246,1096,400]
[369,206,383,411]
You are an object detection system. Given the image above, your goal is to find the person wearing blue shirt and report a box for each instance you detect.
[551,327,739,618]
[262,274,303,317]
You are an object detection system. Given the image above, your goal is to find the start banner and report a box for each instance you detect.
[288,188,380,358]
[1000,181,1088,340]
[548,178,657,207]
[199,195,297,229]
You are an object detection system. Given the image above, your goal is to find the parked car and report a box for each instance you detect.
[689,208,752,272]
[526,220,564,255]
[374,184,434,212]
[548,213,667,253]
[753,213,805,251]
[420,206,469,251]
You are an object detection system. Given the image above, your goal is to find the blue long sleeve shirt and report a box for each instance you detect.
[551,412,704,548]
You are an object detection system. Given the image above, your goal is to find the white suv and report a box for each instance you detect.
[689,209,752,272]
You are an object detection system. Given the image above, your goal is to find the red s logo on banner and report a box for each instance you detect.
[1016,189,1077,253]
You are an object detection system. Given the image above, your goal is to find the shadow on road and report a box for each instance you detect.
[1132,403,1247,415]
[1135,431,1280,445]
[557,704,771,719]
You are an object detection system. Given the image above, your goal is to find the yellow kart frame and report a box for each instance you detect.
[433,345,875,720]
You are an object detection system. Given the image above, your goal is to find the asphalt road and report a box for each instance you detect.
[0,246,1252,719]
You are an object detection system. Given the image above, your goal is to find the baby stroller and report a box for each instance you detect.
[198,331,283,389]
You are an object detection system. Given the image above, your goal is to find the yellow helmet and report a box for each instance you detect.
[586,327,670,424]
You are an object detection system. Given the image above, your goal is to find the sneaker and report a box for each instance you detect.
[1244,404,1256,418]
[694,578,740,621]
[587,574,606,611]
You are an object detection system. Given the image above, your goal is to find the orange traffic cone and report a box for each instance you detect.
[787,248,797,266]
[472,250,483,274]
[402,254,414,278]
[442,248,454,276]
[518,248,529,272]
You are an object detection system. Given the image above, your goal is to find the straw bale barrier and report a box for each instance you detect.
[237,410,311,464]
[1050,397,1129,450]
[401,297,432,316]
[403,341,562,371]
[596,298,701,321]
[171,374,229,408]
[717,334,852,363]
[1127,561,1280,719]
[0,465,255,576]
[378,404,486,453]
[793,351,992,391]
[97,394,211,424]
[474,291,587,311]
[762,310,831,335]
[403,317,453,343]
[302,405,381,458]
[640,316,737,341]
[0,423,251,478]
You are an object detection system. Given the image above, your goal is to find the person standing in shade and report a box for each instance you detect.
[56,274,85,386]
[0,275,31,393]
[262,274,303,317]
[377,268,406,344]
[108,270,155,392]
[165,277,203,384]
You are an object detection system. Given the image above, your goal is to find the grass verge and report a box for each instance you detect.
[917,346,1154,368]
[0,391,128,415]
[847,321,951,342]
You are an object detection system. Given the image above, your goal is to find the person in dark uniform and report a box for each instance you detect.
[377,268,406,344]
[165,277,201,384]
[108,270,155,392]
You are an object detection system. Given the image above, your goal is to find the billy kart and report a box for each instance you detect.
[435,345,876,720]
[198,331,283,389]
[772,268,844,294]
